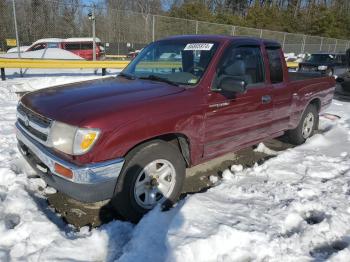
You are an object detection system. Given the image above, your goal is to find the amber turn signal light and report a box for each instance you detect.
[54,163,73,179]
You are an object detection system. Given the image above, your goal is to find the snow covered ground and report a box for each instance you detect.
[0,73,350,261]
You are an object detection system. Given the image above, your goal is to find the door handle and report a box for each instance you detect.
[261,95,272,104]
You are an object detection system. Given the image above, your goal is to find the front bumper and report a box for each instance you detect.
[16,122,125,202]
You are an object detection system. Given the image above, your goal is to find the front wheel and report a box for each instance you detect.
[111,140,186,223]
[287,104,319,145]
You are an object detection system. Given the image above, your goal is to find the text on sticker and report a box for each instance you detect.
[184,43,214,51]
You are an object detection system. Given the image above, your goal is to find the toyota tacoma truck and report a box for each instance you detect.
[16,35,336,222]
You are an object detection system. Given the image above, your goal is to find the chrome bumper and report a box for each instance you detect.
[16,122,125,185]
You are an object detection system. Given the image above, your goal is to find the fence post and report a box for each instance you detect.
[152,15,155,42]
[91,5,96,62]
[282,32,286,50]
[259,29,263,38]
[333,39,338,53]
[195,21,198,34]
[1,68,5,81]
[232,26,236,36]
[301,35,306,54]
[320,37,324,51]
[12,0,22,77]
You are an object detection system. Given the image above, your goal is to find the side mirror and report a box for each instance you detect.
[214,76,247,94]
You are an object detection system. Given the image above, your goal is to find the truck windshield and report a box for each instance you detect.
[122,40,219,86]
[305,54,335,63]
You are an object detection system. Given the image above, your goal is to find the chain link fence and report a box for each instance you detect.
[1,0,349,56]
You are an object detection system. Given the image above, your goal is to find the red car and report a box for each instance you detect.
[62,38,105,60]
[16,35,335,222]
[25,38,105,60]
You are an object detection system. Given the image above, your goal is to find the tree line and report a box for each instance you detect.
[105,0,350,39]
[168,0,350,39]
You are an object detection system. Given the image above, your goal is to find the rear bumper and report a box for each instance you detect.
[16,122,124,202]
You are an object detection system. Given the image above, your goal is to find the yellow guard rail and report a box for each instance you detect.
[0,58,130,80]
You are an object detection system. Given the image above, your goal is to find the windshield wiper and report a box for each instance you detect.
[139,75,179,86]
[118,72,136,80]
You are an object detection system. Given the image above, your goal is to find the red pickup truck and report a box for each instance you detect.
[16,35,335,222]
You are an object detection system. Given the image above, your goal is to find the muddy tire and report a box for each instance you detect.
[111,140,185,223]
[287,104,319,145]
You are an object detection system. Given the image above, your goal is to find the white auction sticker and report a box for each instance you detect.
[184,43,214,51]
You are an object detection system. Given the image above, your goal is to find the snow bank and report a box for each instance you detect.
[0,75,134,261]
[1,48,83,60]
[167,117,350,261]
[0,75,350,261]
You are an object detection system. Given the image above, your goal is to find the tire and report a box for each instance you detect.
[326,68,334,76]
[287,104,319,145]
[341,78,350,92]
[111,140,186,223]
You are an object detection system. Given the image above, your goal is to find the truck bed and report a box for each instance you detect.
[288,71,324,82]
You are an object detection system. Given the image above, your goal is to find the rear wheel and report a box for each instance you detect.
[111,140,185,223]
[287,104,318,145]
[326,68,334,76]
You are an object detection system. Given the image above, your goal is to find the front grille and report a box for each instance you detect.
[18,118,48,141]
[17,103,52,143]
[17,103,51,128]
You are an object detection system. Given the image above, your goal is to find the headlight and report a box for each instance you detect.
[318,65,328,71]
[50,121,100,155]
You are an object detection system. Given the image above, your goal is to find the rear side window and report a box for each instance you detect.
[80,43,93,50]
[64,43,81,50]
[216,46,265,87]
[266,47,283,83]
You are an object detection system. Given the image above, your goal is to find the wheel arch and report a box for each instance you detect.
[309,97,321,112]
[289,96,321,130]
[123,133,191,167]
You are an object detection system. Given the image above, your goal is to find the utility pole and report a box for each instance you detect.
[88,5,96,61]
[12,0,22,76]
[152,15,155,42]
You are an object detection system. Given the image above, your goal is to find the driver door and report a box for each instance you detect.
[204,45,273,159]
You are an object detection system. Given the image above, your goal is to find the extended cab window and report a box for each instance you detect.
[215,46,265,88]
[266,47,283,83]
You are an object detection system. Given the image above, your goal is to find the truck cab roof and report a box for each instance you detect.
[160,34,280,47]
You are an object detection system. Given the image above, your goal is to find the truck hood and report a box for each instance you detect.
[21,77,185,125]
